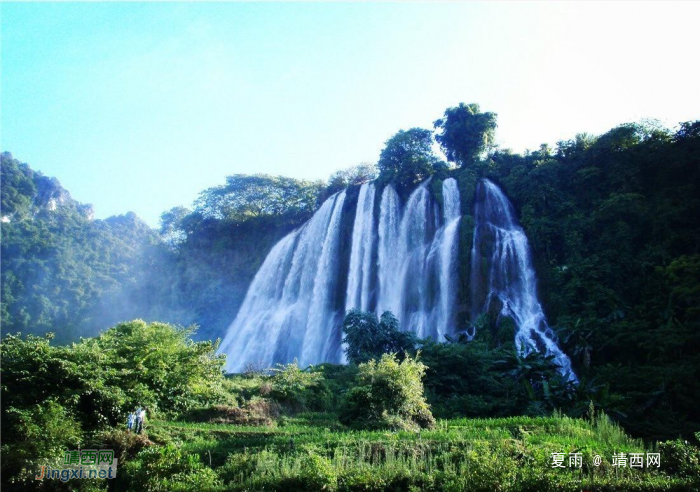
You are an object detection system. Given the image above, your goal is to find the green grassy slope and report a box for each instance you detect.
[131,413,697,491]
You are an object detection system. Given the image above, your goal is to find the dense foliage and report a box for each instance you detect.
[471,120,700,439]
[340,353,435,431]
[0,156,321,342]
[1,153,160,342]
[0,321,227,487]
[192,174,322,221]
[434,102,498,165]
[2,322,700,490]
[327,163,378,195]
[376,128,446,193]
[341,309,417,364]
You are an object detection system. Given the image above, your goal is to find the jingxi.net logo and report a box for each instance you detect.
[35,449,118,482]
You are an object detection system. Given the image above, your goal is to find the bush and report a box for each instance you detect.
[342,310,416,365]
[1,400,83,485]
[87,319,228,415]
[95,429,154,463]
[340,353,435,431]
[120,444,221,492]
[270,360,324,411]
[658,439,700,478]
[300,451,338,491]
[0,322,229,488]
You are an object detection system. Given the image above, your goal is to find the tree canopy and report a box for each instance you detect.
[193,174,322,221]
[342,309,417,365]
[327,163,378,194]
[433,103,497,166]
[376,128,444,191]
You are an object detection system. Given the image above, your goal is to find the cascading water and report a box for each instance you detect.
[220,176,574,379]
[435,178,461,339]
[393,181,433,338]
[300,192,347,366]
[345,183,376,312]
[374,178,461,340]
[376,185,401,316]
[219,192,347,372]
[470,179,576,381]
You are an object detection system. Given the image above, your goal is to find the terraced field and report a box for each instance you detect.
[131,412,698,491]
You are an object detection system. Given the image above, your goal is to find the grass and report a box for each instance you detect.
[134,411,698,491]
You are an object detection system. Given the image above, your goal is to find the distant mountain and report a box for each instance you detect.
[1,152,160,341]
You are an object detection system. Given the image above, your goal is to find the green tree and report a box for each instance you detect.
[269,360,323,410]
[159,206,191,249]
[342,310,416,364]
[377,128,442,191]
[194,174,322,221]
[327,163,378,194]
[1,152,37,218]
[87,320,227,414]
[434,103,497,166]
[340,353,435,431]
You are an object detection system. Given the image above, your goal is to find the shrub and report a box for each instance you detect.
[342,310,416,365]
[340,353,435,431]
[658,439,700,478]
[87,320,228,415]
[270,360,324,411]
[95,429,154,463]
[120,444,221,492]
[1,400,83,484]
[184,400,281,426]
[300,451,338,490]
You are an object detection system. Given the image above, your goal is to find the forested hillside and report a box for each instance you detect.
[1,153,160,341]
[482,121,700,439]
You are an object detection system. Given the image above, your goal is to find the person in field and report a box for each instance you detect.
[134,407,143,434]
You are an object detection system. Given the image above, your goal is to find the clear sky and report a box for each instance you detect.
[2,2,699,227]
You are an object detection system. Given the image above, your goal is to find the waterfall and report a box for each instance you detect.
[300,191,346,366]
[374,179,461,340]
[346,183,376,312]
[219,192,346,372]
[391,182,433,337]
[470,179,576,381]
[376,185,401,316]
[436,178,461,339]
[220,175,574,379]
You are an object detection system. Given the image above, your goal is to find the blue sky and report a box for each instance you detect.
[2,2,699,227]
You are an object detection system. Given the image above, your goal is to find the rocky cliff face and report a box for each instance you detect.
[2,152,95,221]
